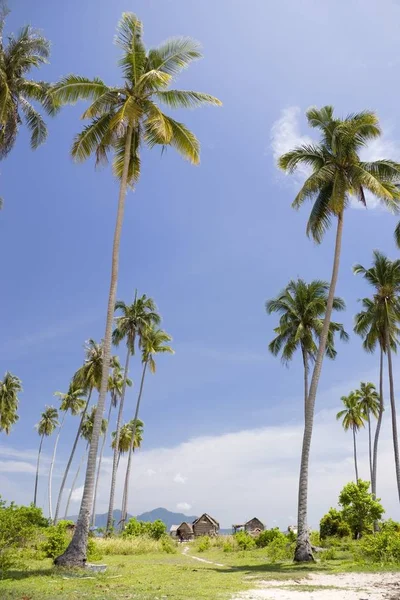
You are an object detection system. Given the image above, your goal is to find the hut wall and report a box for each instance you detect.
[193,517,217,537]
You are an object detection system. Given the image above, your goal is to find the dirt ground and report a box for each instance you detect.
[234,572,400,600]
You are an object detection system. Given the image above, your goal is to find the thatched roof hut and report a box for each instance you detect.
[192,513,219,537]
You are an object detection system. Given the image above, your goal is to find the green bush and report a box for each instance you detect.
[87,537,103,561]
[255,528,285,548]
[320,547,337,561]
[160,535,177,554]
[356,530,400,564]
[320,508,350,539]
[197,536,211,552]
[40,521,74,559]
[223,539,234,553]
[266,536,293,563]
[234,531,255,550]
[122,518,166,540]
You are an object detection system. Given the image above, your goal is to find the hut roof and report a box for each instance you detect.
[170,525,179,533]
[245,517,265,528]
[177,522,193,532]
[193,513,219,528]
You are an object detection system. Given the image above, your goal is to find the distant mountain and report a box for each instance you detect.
[68,507,197,530]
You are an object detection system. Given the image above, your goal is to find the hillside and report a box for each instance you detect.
[68,507,197,530]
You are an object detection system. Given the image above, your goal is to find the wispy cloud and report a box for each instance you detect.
[177,502,192,511]
[0,460,36,473]
[173,473,187,484]
[70,485,84,503]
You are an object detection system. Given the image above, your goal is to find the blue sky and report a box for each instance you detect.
[3,0,400,527]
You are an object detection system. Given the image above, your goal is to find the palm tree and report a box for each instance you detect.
[106,294,160,532]
[49,385,86,521]
[354,251,400,502]
[64,407,107,520]
[120,327,173,526]
[118,419,144,527]
[266,279,348,415]
[0,372,22,434]
[91,359,132,527]
[52,14,220,567]
[279,106,400,562]
[34,406,58,507]
[0,6,58,158]
[54,340,103,524]
[336,392,365,482]
[357,382,380,486]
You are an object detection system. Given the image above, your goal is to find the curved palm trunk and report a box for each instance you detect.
[106,347,132,533]
[294,212,344,563]
[372,348,384,497]
[301,347,309,415]
[91,398,114,528]
[353,428,359,483]
[34,435,44,507]
[120,360,148,528]
[49,412,66,522]
[55,126,133,567]
[386,331,400,503]
[54,389,92,524]
[64,447,88,520]
[367,410,372,486]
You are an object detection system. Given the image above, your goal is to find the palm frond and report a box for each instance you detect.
[156,90,222,109]
[71,113,113,162]
[136,70,172,92]
[148,37,202,76]
[306,183,334,243]
[19,97,47,148]
[51,75,109,105]
[112,125,141,185]
[395,221,400,249]
[81,89,123,119]
[278,143,326,174]
[115,13,146,83]
[160,115,200,164]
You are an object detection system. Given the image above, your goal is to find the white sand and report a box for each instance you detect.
[234,572,400,600]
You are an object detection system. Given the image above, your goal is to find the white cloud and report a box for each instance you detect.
[70,485,84,503]
[270,107,400,211]
[173,473,187,484]
[0,460,36,473]
[177,502,192,511]
[146,469,156,477]
[270,106,313,180]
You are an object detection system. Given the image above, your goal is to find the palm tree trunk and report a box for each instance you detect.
[367,410,373,486]
[301,347,309,415]
[54,389,92,524]
[55,125,133,567]
[49,412,66,522]
[372,347,384,531]
[106,346,132,533]
[34,435,44,507]
[120,360,148,528]
[386,330,400,502]
[91,398,113,528]
[353,428,359,483]
[64,447,88,520]
[294,211,344,563]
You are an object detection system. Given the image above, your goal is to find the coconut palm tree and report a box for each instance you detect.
[52,14,220,567]
[48,385,86,521]
[118,419,144,526]
[279,106,400,562]
[336,392,365,482]
[354,251,400,502]
[34,406,58,507]
[0,6,58,158]
[357,382,380,486]
[266,279,348,415]
[106,294,160,532]
[120,327,173,526]
[54,340,103,524]
[64,407,107,520]
[91,359,132,527]
[0,372,22,434]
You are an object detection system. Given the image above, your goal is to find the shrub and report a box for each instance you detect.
[160,535,177,554]
[197,536,211,552]
[356,530,400,564]
[122,518,166,540]
[87,537,103,561]
[41,522,71,559]
[320,508,350,539]
[339,480,384,539]
[223,539,234,553]
[320,547,337,561]
[234,531,255,550]
[255,528,285,548]
[266,536,293,563]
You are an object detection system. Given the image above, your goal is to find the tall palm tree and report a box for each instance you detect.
[0,372,22,434]
[106,294,160,532]
[354,296,399,501]
[64,407,107,520]
[34,406,58,507]
[121,327,173,526]
[49,385,86,521]
[266,279,348,415]
[54,340,103,524]
[336,392,365,482]
[91,359,132,527]
[357,382,380,486]
[279,106,400,562]
[52,14,220,567]
[0,6,58,158]
[118,419,144,527]
[354,251,400,502]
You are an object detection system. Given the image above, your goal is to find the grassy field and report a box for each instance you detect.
[2,546,400,600]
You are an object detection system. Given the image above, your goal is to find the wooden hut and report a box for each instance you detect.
[177,522,194,541]
[192,513,219,537]
[245,517,265,536]
[170,525,178,538]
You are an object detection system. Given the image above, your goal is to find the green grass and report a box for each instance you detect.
[2,546,400,600]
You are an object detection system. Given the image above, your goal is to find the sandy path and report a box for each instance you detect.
[181,545,225,567]
[234,572,400,600]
